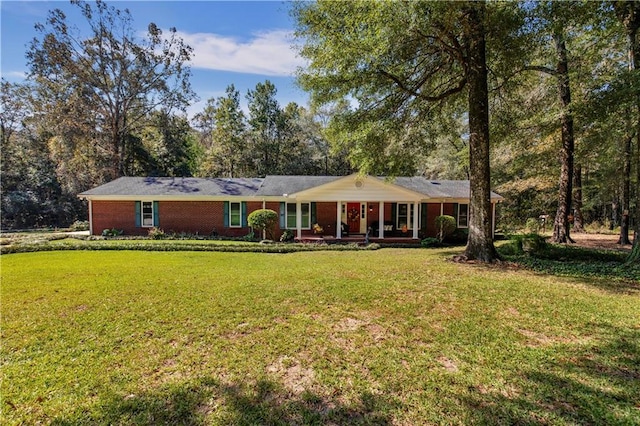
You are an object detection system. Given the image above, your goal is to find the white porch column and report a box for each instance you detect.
[440,202,444,216]
[378,201,384,239]
[413,202,419,239]
[492,202,496,239]
[336,201,342,239]
[296,201,302,240]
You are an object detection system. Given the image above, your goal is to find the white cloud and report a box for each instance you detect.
[1,71,28,81]
[177,29,306,76]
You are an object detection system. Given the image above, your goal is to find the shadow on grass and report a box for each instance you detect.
[51,377,397,425]
[459,324,640,424]
[498,244,640,293]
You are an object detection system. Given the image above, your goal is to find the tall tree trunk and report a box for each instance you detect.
[462,1,499,263]
[573,163,585,233]
[619,132,632,244]
[616,1,640,262]
[551,29,575,244]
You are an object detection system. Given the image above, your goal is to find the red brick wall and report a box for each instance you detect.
[92,200,256,237]
[91,201,140,235]
[91,200,475,239]
[159,201,221,236]
[313,202,338,237]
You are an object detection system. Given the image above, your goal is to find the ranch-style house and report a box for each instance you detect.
[79,174,503,241]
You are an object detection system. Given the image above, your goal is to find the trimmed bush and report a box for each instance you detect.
[247,209,278,239]
[434,215,456,242]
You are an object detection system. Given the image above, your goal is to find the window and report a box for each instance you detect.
[142,201,154,227]
[229,202,241,227]
[286,203,310,229]
[458,203,469,228]
[396,203,415,230]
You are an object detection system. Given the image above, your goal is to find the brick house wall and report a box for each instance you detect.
[91,199,478,239]
[91,201,139,235]
[159,201,221,236]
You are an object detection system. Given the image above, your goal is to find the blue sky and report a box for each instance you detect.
[0,0,308,117]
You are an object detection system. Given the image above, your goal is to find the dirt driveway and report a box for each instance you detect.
[567,233,631,252]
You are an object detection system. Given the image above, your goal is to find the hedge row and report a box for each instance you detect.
[0,240,382,255]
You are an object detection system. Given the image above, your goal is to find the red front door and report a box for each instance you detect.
[347,202,360,234]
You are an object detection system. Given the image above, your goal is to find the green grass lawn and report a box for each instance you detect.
[2,248,639,425]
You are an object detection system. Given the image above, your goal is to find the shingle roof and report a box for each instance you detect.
[255,175,342,196]
[79,177,264,197]
[79,175,502,200]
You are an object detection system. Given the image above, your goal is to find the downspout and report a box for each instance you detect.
[262,199,266,240]
[492,201,496,239]
[88,199,93,235]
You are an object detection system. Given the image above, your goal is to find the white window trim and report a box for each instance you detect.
[141,201,154,228]
[286,202,310,230]
[396,203,415,230]
[229,202,242,228]
[458,203,469,228]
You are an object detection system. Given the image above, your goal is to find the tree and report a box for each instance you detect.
[518,2,582,244]
[293,0,504,261]
[614,1,640,261]
[27,0,196,181]
[139,110,200,177]
[1,80,84,229]
[194,85,248,178]
[246,80,283,176]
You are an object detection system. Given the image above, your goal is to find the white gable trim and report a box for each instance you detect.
[287,174,426,202]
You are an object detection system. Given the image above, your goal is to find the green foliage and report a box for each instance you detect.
[499,241,639,282]
[504,233,548,256]
[525,218,540,233]
[448,228,469,244]
[70,220,89,231]
[247,209,278,239]
[0,239,382,255]
[420,237,440,248]
[279,229,295,243]
[434,215,456,242]
[101,228,123,237]
[26,0,196,180]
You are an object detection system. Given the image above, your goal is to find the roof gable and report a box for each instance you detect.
[288,174,427,202]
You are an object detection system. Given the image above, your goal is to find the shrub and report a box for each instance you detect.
[448,228,469,244]
[421,237,440,248]
[506,233,548,255]
[148,227,166,240]
[280,229,295,242]
[101,228,123,237]
[247,209,278,239]
[434,215,456,242]
[70,220,89,231]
